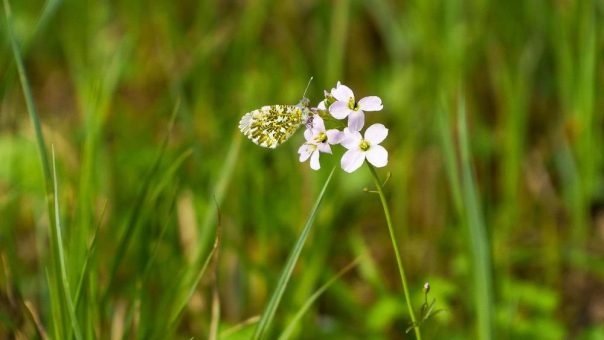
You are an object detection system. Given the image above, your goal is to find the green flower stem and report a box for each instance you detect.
[367,163,421,340]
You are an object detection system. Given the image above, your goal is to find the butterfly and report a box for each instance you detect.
[239,78,314,149]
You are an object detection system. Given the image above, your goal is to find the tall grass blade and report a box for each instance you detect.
[51,148,83,340]
[436,102,462,212]
[278,257,360,340]
[4,1,82,337]
[209,199,222,340]
[74,201,105,310]
[167,229,220,329]
[457,97,494,340]
[252,166,337,340]
[3,0,51,185]
[45,270,64,339]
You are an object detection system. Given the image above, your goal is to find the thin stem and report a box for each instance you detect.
[367,163,421,340]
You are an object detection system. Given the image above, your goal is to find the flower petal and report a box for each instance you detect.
[298,144,313,162]
[312,114,325,131]
[347,110,365,131]
[341,149,365,173]
[317,100,327,110]
[331,82,354,102]
[364,123,388,144]
[326,129,344,144]
[340,129,362,149]
[318,143,332,154]
[329,101,352,119]
[304,128,313,142]
[310,150,321,170]
[366,145,388,168]
[358,96,383,111]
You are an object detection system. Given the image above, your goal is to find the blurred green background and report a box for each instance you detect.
[1,0,604,338]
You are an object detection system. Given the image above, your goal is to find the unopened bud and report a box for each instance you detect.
[423,282,430,294]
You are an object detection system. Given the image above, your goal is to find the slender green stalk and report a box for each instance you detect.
[366,163,421,340]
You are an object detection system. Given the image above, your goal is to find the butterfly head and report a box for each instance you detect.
[297,97,311,109]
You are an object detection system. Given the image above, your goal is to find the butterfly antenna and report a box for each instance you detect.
[302,76,314,98]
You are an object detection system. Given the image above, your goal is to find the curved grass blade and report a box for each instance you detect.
[220,316,260,338]
[4,2,82,337]
[278,257,360,340]
[437,96,494,340]
[74,201,106,310]
[166,226,220,329]
[3,0,51,186]
[253,167,337,340]
[51,148,83,340]
[23,300,49,340]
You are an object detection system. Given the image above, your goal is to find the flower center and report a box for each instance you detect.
[347,97,358,111]
[314,132,327,143]
[359,139,370,151]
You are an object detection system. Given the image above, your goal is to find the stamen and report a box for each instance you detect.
[314,132,327,143]
[359,139,370,151]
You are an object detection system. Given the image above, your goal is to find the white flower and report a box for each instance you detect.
[306,115,344,148]
[329,81,383,131]
[298,143,322,170]
[340,123,389,173]
[298,115,343,170]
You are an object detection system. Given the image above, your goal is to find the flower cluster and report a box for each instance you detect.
[299,81,388,173]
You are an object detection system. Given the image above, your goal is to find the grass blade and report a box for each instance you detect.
[4,1,82,337]
[457,97,494,340]
[436,101,462,213]
[278,257,360,340]
[253,166,337,340]
[73,201,106,310]
[23,300,49,340]
[220,316,260,338]
[167,228,220,329]
[51,148,83,340]
[3,0,51,187]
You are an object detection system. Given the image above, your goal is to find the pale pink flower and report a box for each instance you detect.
[340,123,388,173]
[298,115,343,170]
[329,81,383,131]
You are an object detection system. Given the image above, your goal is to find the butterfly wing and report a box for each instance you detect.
[239,105,306,148]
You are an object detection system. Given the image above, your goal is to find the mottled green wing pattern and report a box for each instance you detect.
[239,105,306,148]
